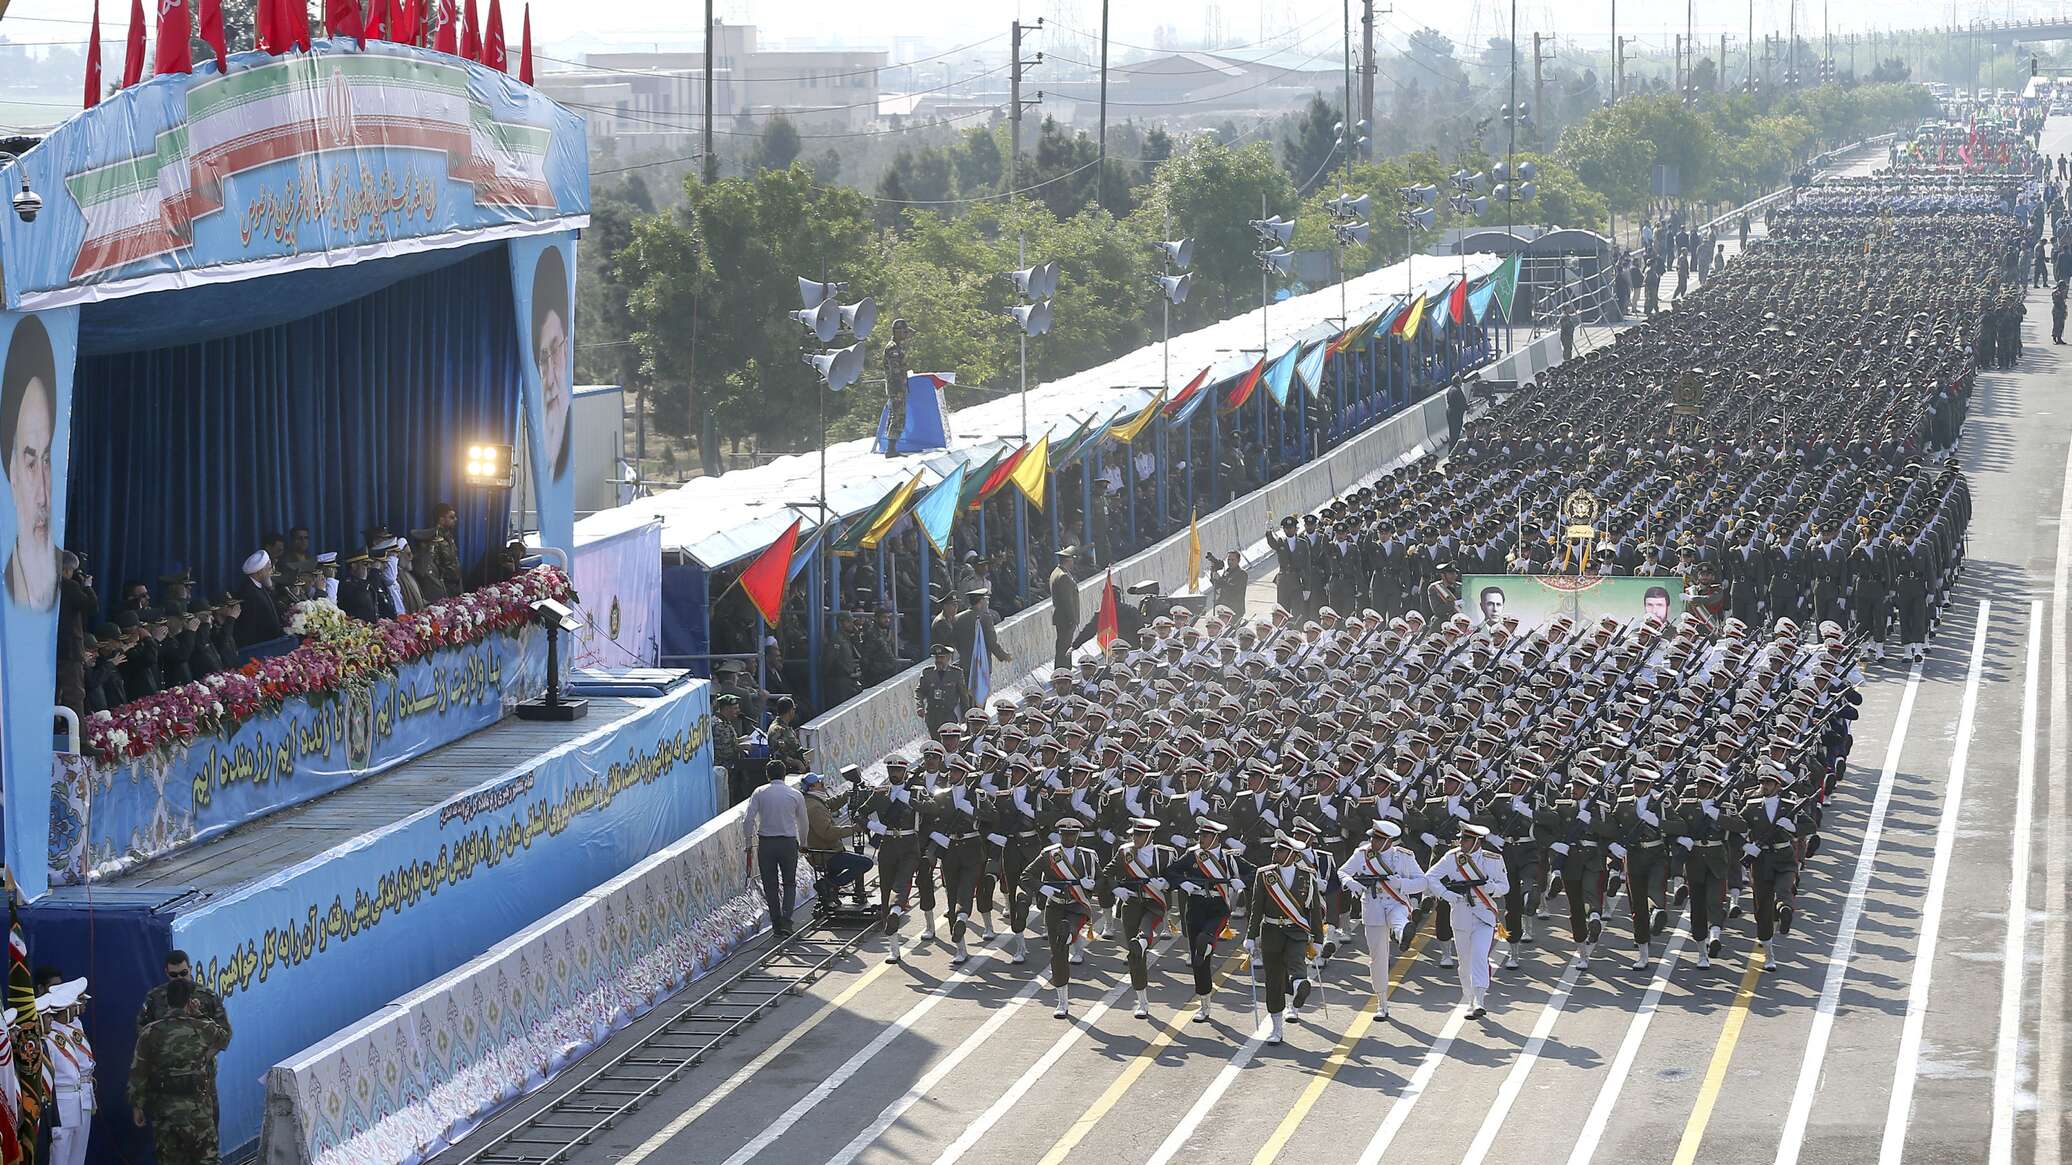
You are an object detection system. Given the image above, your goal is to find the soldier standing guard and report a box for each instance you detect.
[1023,818,1102,1018]
[1424,823,1509,1019]
[44,978,94,1165]
[1106,818,1177,1018]
[1246,832,1325,1045]
[129,978,229,1165]
[915,644,966,735]
[882,318,913,456]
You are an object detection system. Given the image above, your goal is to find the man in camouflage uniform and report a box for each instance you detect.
[713,693,749,805]
[427,502,464,597]
[129,977,229,1165]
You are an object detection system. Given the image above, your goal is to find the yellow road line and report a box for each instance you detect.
[620,954,896,1164]
[1035,950,1246,1165]
[1251,933,1430,1165]
[1669,945,1767,1165]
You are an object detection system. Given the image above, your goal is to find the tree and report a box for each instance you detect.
[1283,94,1345,195]
[1135,138,1298,329]
[1870,57,1911,84]
[753,115,803,172]
[951,127,1006,195]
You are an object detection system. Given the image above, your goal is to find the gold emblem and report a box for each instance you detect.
[1561,489,1599,542]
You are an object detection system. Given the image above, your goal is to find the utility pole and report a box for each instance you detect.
[1008,19,1043,192]
[701,0,715,183]
[1616,35,1627,103]
[1533,32,1547,150]
[1610,0,1617,102]
[1721,33,1728,91]
[1361,0,1382,160]
[1747,0,1755,91]
[1096,0,1108,212]
[1787,0,1796,89]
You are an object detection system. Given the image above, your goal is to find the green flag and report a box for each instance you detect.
[1490,253,1522,320]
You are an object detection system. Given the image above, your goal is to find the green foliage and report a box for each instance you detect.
[752,115,803,173]
[1133,139,1297,329]
[1283,94,1346,195]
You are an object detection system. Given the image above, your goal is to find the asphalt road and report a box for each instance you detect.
[490,148,2067,1165]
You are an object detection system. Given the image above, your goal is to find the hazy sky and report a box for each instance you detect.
[2,0,2060,60]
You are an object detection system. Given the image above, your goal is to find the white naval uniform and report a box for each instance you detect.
[1425,845,1512,1010]
[47,1019,95,1165]
[1344,842,1428,1006]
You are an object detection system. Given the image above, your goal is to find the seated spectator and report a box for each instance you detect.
[158,601,194,689]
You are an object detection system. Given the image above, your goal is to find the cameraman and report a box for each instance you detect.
[1208,549,1248,616]
[57,550,96,720]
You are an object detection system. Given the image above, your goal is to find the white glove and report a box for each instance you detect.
[1637,808,1660,827]
[1578,809,1593,824]
[1743,842,1761,857]
[1047,832,1062,847]
[1550,841,1570,855]
[868,820,887,837]
[1702,802,1720,820]
[1100,830,1117,845]
[1609,843,1629,859]
[1180,881,1203,895]
[1232,878,1246,896]
[1778,817,1797,833]
[1262,810,1280,826]
[1080,876,1096,890]
[1677,837,1695,850]
[929,832,951,849]
[1420,832,1440,848]
[1243,939,1258,955]
[1171,834,1189,847]
[1114,887,1134,902]
[987,833,1008,847]
[1149,877,1169,892]
[1042,885,1062,899]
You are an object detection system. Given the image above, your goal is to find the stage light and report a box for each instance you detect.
[0,152,38,224]
[464,442,514,488]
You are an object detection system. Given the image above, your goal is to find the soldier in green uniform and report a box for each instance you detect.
[129,978,230,1165]
[881,319,913,455]
[1741,765,1802,968]
[930,756,987,965]
[765,695,809,774]
[1483,769,1556,967]
[864,756,933,964]
[1547,770,1613,964]
[914,644,966,736]
[1020,816,1102,1018]
[1105,817,1177,1018]
[1245,832,1325,1046]
[1666,764,1733,967]
[1611,766,1673,970]
[712,693,748,805]
[427,502,464,598]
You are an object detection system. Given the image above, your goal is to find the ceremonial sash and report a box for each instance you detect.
[1357,851,1411,909]
[1457,849,1500,916]
[1124,850,1168,910]
[1197,851,1232,904]
[1262,869,1312,929]
[1048,849,1095,912]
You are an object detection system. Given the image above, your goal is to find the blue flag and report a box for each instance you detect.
[1293,340,1330,398]
[968,615,993,707]
[1262,340,1303,406]
[912,462,967,558]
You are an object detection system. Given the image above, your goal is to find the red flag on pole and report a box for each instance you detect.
[1095,571,1120,650]
[283,0,312,50]
[326,0,364,46]
[434,0,457,52]
[399,0,421,43]
[738,519,802,625]
[154,0,194,75]
[1447,276,1468,324]
[518,3,532,83]
[121,0,145,86]
[256,0,278,51]
[1220,355,1267,412]
[197,0,227,71]
[460,0,481,60]
[84,0,103,108]
[366,0,390,40]
[1161,365,1213,417]
[481,0,505,69]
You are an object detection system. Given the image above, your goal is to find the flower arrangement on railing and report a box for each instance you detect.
[83,566,575,766]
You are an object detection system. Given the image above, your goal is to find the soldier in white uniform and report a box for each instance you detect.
[42,977,94,1165]
[1425,823,1510,1018]
[1342,819,1428,1018]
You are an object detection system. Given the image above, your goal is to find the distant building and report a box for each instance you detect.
[1040,47,1363,126]
[536,21,886,152]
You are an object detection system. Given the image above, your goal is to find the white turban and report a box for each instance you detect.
[243,551,271,575]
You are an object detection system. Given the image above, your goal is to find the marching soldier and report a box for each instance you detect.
[865,757,935,963]
[1611,766,1674,970]
[1483,769,1554,968]
[1106,818,1178,1018]
[989,758,1046,965]
[1245,832,1325,1045]
[915,643,967,734]
[930,756,988,965]
[1666,764,1733,967]
[1424,823,1509,1019]
[1343,820,1427,1018]
[1022,817,1103,1018]
[1165,820,1249,1023]
[1741,764,1802,967]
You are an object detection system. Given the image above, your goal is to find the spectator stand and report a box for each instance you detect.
[1455,228,1619,328]
[582,251,1511,726]
[2,42,726,1161]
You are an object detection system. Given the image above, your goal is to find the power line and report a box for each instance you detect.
[535,30,1008,85]
[866,155,1101,205]
[558,98,1000,139]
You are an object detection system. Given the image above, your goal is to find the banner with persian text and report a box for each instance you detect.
[0,42,588,309]
[47,625,549,887]
[177,679,715,1151]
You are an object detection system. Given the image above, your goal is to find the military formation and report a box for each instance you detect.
[814,172,2012,1044]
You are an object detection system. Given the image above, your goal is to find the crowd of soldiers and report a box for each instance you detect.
[810,173,1999,1039]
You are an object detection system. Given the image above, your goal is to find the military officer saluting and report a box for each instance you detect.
[1105,818,1178,1018]
[1021,817,1102,1018]
[1246,832,1326,1045]
[1343,819,1427,1018]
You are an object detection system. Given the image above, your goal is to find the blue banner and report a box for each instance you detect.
[179,679,716,1152]
[509,233,577,559]
[49,626,548,887]
[0,43,588,310]
[0,307,80,902]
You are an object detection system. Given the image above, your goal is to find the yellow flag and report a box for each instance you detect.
[858,470,925,550]
[1107,391,1165,444]
[1187,510,1203,590]
[1007,433,1051,510]
[1399,293,1430,341]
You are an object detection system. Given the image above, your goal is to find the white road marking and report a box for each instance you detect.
[1773,659,1930,1164]
[1143,1020,1271,1165]
[1353,1004,1472,1165]
[1990,602,2044,1163]
[2039,413,2072,1165]
[715,950,998,1165]
[1460,956,1586,1165]
[825,955,1060,1165]
[1872,611,1992,1165]
[919,939,1176,1165]
[1564,933,1688,1165]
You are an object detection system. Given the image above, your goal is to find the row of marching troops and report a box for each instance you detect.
[838,604,1869,1041]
